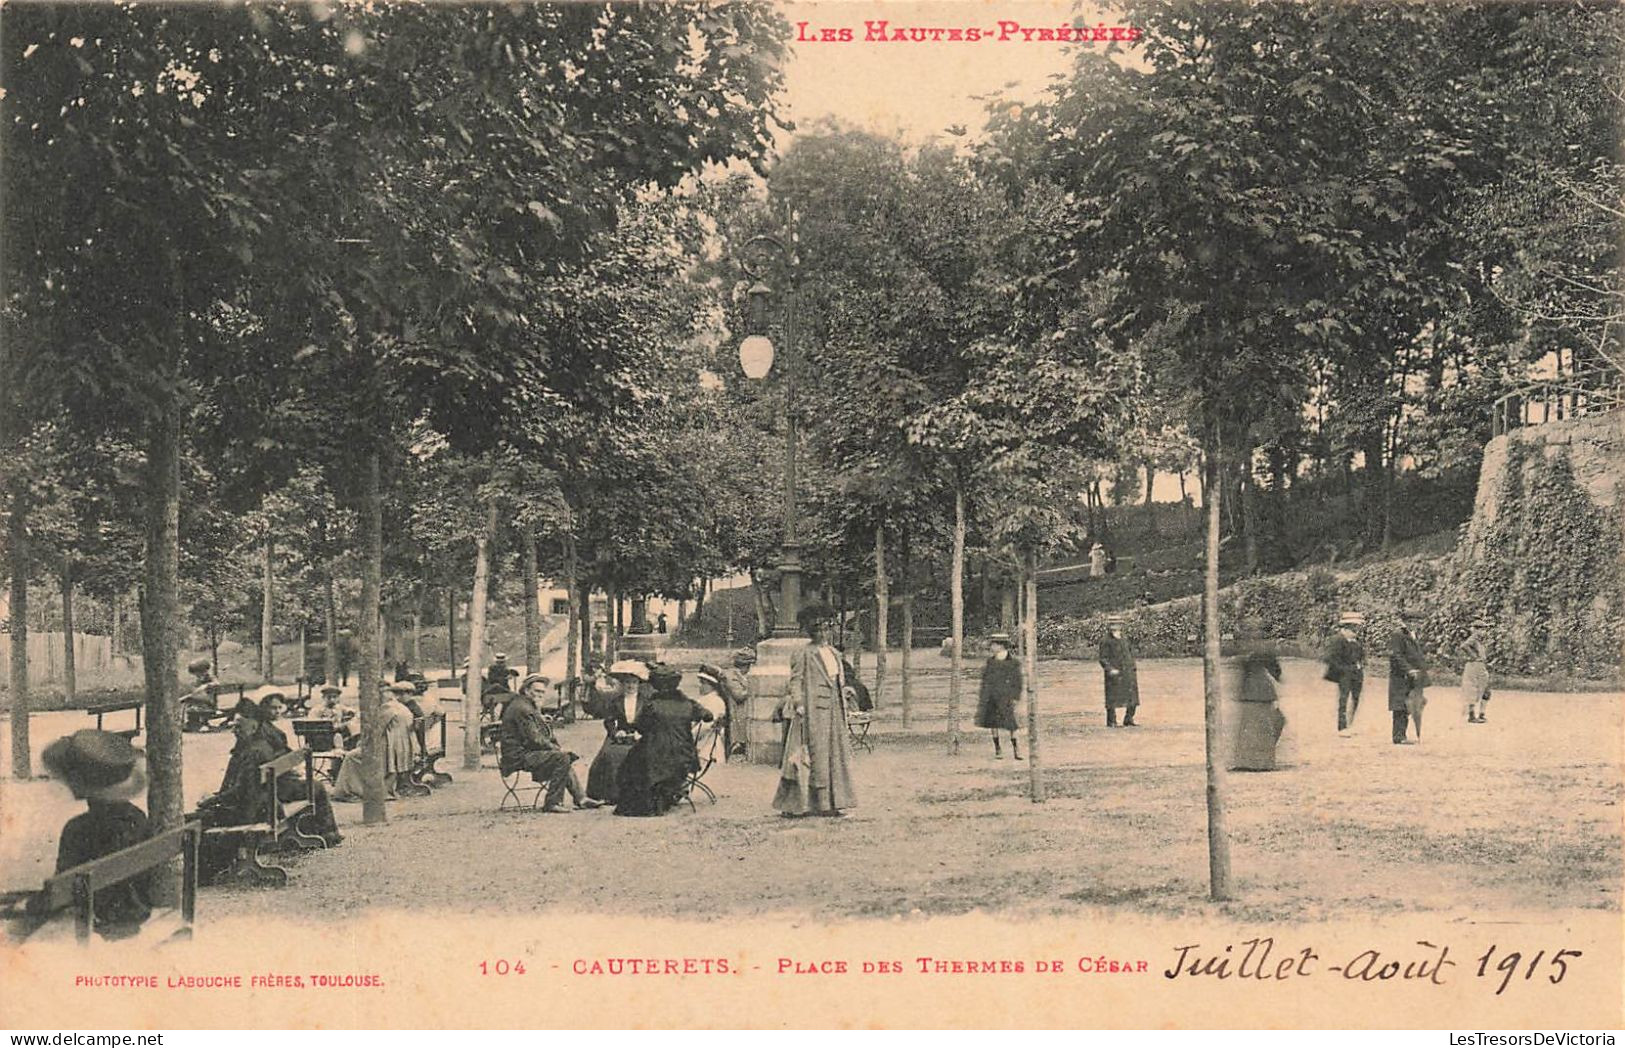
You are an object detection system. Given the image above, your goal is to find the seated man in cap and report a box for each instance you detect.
[306,685,359,748]
[486,652,513,691]
[180,657,229,732]
[33,730,156,939]
[501,673,600,812]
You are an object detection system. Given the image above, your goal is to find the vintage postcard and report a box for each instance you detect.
[1,0,1621,1032]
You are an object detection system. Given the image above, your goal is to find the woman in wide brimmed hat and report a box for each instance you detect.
[772,602,857,817]
[584,660,650,803]
[614,664,713,817]
[40,730,155,938]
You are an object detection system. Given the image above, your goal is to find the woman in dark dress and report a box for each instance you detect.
[39,730,155,939]
[256,692,343,843]
[975,633,1023,759]
[614,664,713,817]
[585,661,649,804]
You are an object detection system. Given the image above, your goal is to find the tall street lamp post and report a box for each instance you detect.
[738,218,804,638]
[736,203,806,764]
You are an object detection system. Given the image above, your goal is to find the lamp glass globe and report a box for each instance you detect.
[739,335,775,380]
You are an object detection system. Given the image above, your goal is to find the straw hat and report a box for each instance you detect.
[731,647,757,667]
[43,731,148,802]
[608,660,650,682]
[518,673,550,692]
[1338,611,1365,627]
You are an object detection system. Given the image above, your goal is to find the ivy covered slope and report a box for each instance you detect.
[1039,414,1624,681]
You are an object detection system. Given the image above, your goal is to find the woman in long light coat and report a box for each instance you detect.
[333,682,418,801]
[773,603,857,817]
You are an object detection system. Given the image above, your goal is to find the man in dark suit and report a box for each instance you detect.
[1388,610,1430,744]
[1323,612,1365,735]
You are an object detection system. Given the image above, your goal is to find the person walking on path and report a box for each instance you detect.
[1460,621,1493,724]
[1388,609,1430,744]
[773,603,858,817]
[975,632,1023,759]
[1323,612,1366,735]
[1099,615,1140,727]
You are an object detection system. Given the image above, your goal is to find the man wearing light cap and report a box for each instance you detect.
[1323,612,1365,735]
[501,673,600,812]
[486,653,512,691]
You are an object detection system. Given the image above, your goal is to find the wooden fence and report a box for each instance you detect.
[0,632,116,684]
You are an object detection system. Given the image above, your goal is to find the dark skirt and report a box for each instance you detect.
[586,734,634,803]
[975,693,1018,731]
[612,741,686,817]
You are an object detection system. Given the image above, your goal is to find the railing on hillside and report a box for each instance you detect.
[1490,371,1625,436]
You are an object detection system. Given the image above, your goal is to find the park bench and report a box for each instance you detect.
[198,747,324,888]
[407,711,452,790]
[86,698,144,739]
[0,824,200,944]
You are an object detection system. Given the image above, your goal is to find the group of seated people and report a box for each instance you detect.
[496,659,723,818]
[193,691,345,878]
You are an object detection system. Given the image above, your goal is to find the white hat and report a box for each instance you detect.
[1338,612,1366,626]
[608,660,650,681]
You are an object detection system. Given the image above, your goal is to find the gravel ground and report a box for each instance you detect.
[3,655,1619,924]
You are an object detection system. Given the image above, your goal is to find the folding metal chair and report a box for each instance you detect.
[844,692,875,754]
[499,770,547,811]
[681,719,725,810]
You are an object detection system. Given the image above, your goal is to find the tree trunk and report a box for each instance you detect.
[139,400,185,875]
[749,570,773,637]
[564,531,581,706]
[463,501,498,771]
[297,624,307,683]
[577,578,591,677]
[522,521,541,675]
[410,607,421,666]
[356,449,387,826]
[899,537,913,729]
[9,494,30,779]
[1360,428,1386,550]
[1201,440,1234,901]
[110,590,123,659]
[1144,462,1158,534]
[260,534,274,681]
[948,483,965,755]
[1024,548,1043,803]
[873,522,888,708]
[210,631,220,678]
[1240,457,1259,575]
[323,574,339,686]
[61,560,76,705]
[446,588,457,674]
